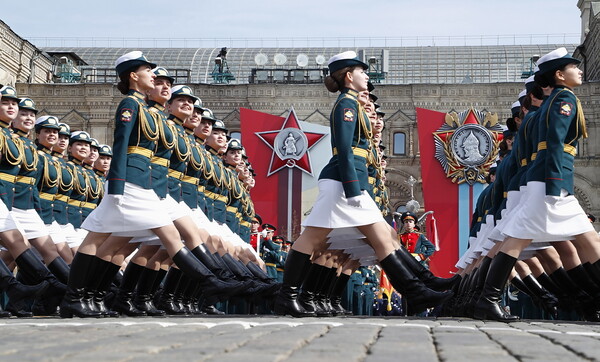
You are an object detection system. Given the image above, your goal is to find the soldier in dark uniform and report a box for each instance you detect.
[52,123,79,252]
[263,236,284,281]
[0,86,65,316]
[34,116,72,264]
[60,51,243,318]
[274,51,452,317]
[94,145,112,176]
[475,48,600,322]
[9,100,71,288]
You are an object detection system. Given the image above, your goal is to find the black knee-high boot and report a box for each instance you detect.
[274,249,316,317]
[246,262,278,284]
[473,252,519,322]
[567,265,600,298]
[451,272,471,317]
[47,256,70,284]
[245,262,280,299]
[157,267,185,315]
[379,251,452,315]
[32,257,72,317]
[329,273,352,316]
[88,258,120,318]
[536,272,568,306]
[152,269,167,297]
[462,267,482,318]
[59,252,102,318]
[224,254,277,298]
[0,258,48,317]
[134,268,166,316]
[112,262,146,317]
[191,245,236,282]
[297,263,323,314]
[16,249,66,297]
[583,262,600,286]
[510,275,531,295]
[465,257,493,317]
[396,247,461,291]
[550,267,600,321]
[521,274,558,318]
[171,247,248,300]
[315,266,337,316]
[174,274,192,315]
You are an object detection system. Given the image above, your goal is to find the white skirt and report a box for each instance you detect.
[191,208,221,235]
[0,200,20,233]
[47,221,67,244]
[326,223,377,264]
[83,182,172,233]
[502,181,593,242]
[59,223,81,248]
[11,208,50,239]
[70,228,88,248]
[488,188,524,242]
[119,195,191,239]
[302,179,384,229]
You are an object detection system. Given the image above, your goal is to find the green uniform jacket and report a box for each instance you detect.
[53,153,72,225]
[148,101,172,199]
[12,129,41,211]
[183,134,204,210]
[167,116,190,203]
[319,88,372,198]
[65,158,87,229]
[107,90,158,195]
[527,86,584,196]
[36,145,60,224]
[0,123,24,209]
[514,106,541,188]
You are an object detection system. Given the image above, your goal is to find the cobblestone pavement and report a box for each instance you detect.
[2,316,600,361]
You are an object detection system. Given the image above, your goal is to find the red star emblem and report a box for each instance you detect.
[256,107,327,177]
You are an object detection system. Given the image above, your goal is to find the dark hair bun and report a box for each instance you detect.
[324,75,340,93]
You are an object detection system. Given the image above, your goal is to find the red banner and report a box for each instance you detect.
[416,108,459,277]
[240,108,288,236]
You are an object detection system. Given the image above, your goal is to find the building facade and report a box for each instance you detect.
[2,8,600,221]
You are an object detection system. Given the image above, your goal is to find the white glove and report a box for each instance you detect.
[347,196,362,207]
[260,230,268,238]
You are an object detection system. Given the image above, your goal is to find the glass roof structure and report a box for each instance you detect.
[43,44,577,85]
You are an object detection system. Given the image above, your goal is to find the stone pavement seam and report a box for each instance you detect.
[477,325,522,360]
[532,330,597,361]
[360,325,384,362]
[274,325,332,362]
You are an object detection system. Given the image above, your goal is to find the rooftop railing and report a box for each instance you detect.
[29,34,580,49]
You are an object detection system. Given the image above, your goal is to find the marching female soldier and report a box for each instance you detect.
[60,51,243,318]
[10,100,71,286]
[475,48,600,322]
[34,116,73,264]
[274,51,452,317]
[0,86,65,314]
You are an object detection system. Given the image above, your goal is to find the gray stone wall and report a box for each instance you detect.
[0,20,54,85]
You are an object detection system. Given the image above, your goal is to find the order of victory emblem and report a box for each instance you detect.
[433,108,503,185]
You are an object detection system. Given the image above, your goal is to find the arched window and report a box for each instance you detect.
[393,132,406,155]
[230,131,241,141]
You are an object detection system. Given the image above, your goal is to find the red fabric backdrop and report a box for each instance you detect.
[416,108,459,277]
